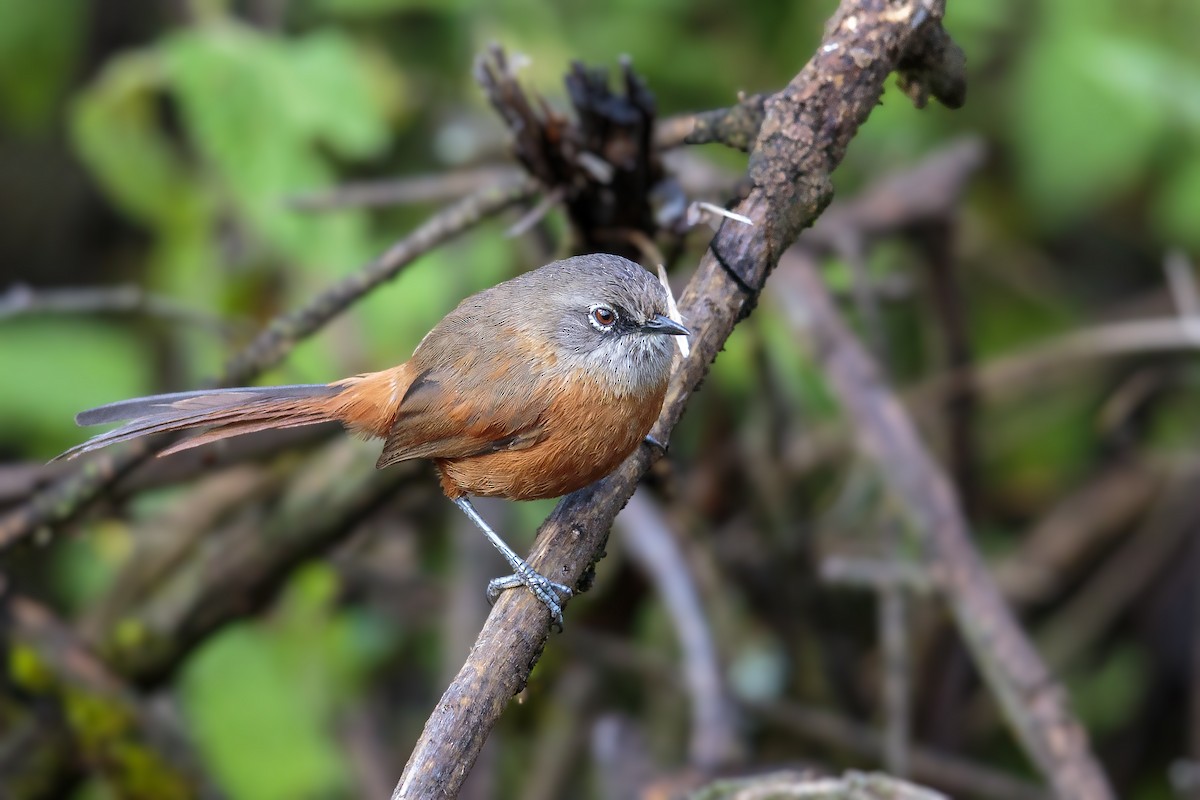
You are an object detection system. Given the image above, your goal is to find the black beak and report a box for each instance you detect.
[641,314,690,337]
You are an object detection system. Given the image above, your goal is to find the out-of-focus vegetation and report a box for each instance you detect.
[0,0,1198,798]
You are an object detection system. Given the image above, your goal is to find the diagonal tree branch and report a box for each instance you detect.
[774,252,1114,798]
[392,1,974,796]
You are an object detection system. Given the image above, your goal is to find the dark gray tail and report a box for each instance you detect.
[56,384,342,461]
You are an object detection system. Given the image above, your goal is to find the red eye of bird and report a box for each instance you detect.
[590,306,617,328]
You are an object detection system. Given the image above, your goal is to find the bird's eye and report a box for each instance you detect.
[589,305,618,331]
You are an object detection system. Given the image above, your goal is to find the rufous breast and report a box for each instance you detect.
[435,370,669,501]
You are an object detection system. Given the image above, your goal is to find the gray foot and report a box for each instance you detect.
[487,570,573,631]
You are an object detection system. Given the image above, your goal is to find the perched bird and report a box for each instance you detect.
[59,253,690,627]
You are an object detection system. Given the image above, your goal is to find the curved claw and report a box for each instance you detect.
[643,434,667,454]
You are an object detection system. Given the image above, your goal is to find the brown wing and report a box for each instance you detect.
[374,313,552,470]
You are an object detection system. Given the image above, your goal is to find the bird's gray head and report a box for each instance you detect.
[510,253,689,395]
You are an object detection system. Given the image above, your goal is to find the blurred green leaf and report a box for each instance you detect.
[1089,36,1200,130]
[69,17,406,390]
[52,521,131,614]
[312,0,472,15]
[0,0,86,132]
[71,51,209,231]
[760,308,838,419]
[1068,643,1147,734]
[275,564,396,700]
[288,32,396,157]
[1154,153,1200,249]
[708,320,759,407]
[180,564,396,800]
[163,23,389,269]
[1145,366,1200,452]
[182,624,349,800]
[0,319,151,454]
[1010,28,1160,225]
[980,384,1095,504]
[943,0,1012,67]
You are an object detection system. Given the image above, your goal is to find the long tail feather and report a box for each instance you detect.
[55,384,342,461]
[74,384,331,426]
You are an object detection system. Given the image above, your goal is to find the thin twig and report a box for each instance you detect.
[913,316,1200,408]
[1165,249,1200,316]
[833,230,889,362]
[221,178,535,385]
[1189,529,1200,800]
[822,556,936,593]
[993,460,1161,607]
[505,186,565,238]
[821,536,918,779]
[0,427,333,508]
[1036,465,1200,671]
[519,666,598,800]
[617,492,742,769]
[916,221,978,512]
[880,524,912,778]
[801,137,985,252]
[0,283,244,338]
[0,178,535,555]
[654,92,771,152]
[287,166,524,212]
[793,312,1200,485]
[392,1,968,796]
[339,705,394,800]
[590,715,660,800]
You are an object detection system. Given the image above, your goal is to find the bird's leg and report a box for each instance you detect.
[451,496,573,630]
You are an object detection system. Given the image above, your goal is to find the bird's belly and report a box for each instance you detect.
[436,379,667,501]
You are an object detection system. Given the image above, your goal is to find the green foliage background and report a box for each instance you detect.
[1,0,1198,798]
